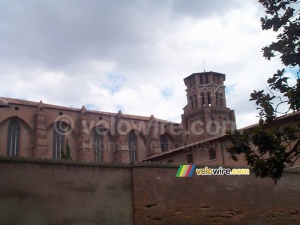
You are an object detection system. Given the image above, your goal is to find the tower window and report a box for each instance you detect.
[220,94,223,106]
[201,93,205,106]
[207,92,211,106]
[7,119,20,157]
[205,74,208,83]
[190,96,194,109]
[215,93,219,106]
[194,94,198,108]
[129,130,137,163]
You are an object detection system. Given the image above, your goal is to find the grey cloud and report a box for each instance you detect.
[170,0,243,19]
[0,0,169,69]
[0,0,247,71]
[0,0,273,127]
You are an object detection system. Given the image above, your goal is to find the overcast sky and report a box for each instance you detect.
[0,0,297,128]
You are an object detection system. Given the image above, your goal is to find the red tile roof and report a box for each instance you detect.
[0,98,9,107]
[143,111,300,161]
[1,97,176,124]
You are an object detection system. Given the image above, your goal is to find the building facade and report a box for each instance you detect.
[7,71,295,166]
[0,96,187,163]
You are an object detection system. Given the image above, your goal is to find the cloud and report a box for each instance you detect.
[0,0,289,129]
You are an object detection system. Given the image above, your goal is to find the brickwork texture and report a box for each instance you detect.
[0,159,300,225]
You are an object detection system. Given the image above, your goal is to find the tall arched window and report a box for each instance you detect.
[53,122,65,159]
[201,93,205,106]
[190,96,194,109]
[94,128,104,162]
[7,119,21,157]
[215,93,219,105]
[220,93,223,106]
[205,74,209,83]
[160,134,169,153]
[194,94,198,108]
[129,130,137,163]
[207,92,211,106]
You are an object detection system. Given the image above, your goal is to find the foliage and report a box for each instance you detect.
[61,147,66,159]
[61,139,72,161]
[227,0,300,183]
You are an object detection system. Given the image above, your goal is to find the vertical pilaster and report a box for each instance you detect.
[113,110,130,163]
[77,106,92,162]
[32,101,48,158]
[147,115,161,157]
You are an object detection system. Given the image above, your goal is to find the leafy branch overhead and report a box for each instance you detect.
[227,0,300,183]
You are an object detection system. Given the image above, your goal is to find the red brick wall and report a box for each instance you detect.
[132,165,300,225]
[0,158,133,225]
[0,100,181,163]
[1,158,300,225]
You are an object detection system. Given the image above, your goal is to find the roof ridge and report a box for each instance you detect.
[0,96,176,123]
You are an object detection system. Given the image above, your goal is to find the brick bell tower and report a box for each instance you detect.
[181,71,236,143]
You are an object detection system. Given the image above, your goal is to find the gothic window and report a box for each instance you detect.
[190,96,194,109]
[194,94,198,108]
[207,92,211,106]
[160,134,169,153]
[200,75,203,84]
[220,93,223,106]
[205,74,209,83]
[215,93,219,105]
[201,93,205,106]
[94,128,104,162]
[129,130,137,163]
[53,122,65,159]
[209,148,217,160]
[7,119,20,157]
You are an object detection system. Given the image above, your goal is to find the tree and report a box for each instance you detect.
[65,139,72,160]
[61,139,72,161]
[227,0,300,183]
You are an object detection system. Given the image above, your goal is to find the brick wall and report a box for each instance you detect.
[132,165,300,225]
[0,158,300,225]
[0,158,133,225]
[0,100,181,163]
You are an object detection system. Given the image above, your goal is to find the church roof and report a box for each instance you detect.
[0,98,9,108]
[143,111,300,162]
[0,97,177,124]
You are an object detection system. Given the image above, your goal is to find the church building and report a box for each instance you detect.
[2,71,296,167]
